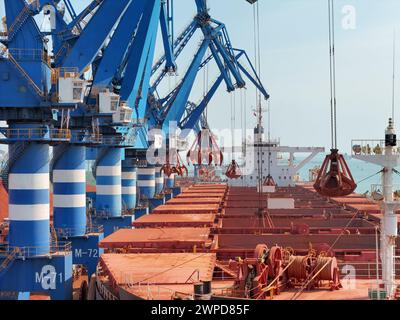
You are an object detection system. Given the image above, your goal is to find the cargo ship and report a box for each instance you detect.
[90,118,400,301]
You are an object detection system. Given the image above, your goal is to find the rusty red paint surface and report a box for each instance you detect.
[133,213,215,228]
[99,228,211,249]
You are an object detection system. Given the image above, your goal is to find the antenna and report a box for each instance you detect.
[392,28,396,122]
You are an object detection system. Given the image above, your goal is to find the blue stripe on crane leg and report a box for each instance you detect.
[96,148,122,217]
[137,166,156,200]
[165,173,175,189]
[121,165,137,211]
[53,145,87,237]
[8,142,50,255]
[155,166,164,194]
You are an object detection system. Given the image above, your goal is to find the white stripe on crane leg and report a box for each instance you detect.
[122,186,137,194]
[137,168,155,175]
[122,172,137,180]
[53,194,86,208]
[96,166,121,176]
[9,173,49,190]
[96,185,122,195]
[156,177,164,184]
[9,204,49,221]
[137,180,156,187]
[53,170,86,183]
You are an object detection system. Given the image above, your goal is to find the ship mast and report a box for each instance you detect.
[353,119,400,299]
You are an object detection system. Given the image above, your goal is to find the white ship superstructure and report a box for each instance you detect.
[226,104,324,187]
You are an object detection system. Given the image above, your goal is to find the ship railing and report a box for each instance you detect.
[0,128,71,141]
[369,184,400,202]
[54,225,104,238]
[129,279,185,300]
[132,118,146,126]
[89,133,103,144]
[0,242,72,259]
[351,139,400,156]
[69,130,103,144]
[51,67,80,84]
[92,209,115,219]
[100,136,123,145]
[95,264,119,300]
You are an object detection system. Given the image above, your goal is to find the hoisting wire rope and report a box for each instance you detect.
[241,89,244,154]
[267,100,272,178]
[234,91,236,155]
[203,48,209,124]
[357,169,384,185]
[253,2,264,216]
[313,0,357,197]
[244,89,247,153]
[230,92,236,162]
[392,29,396,122]
[328,0,338,150]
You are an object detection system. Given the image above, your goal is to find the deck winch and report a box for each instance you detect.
[286,253,341,291]
[229,244,283,299]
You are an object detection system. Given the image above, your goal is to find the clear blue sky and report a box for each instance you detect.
[1,0,400,152]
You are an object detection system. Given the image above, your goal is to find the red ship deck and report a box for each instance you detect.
[99,253,216,300]
[133,213,216,228]
[99,228,212,250]
[152,204,220,214]
[165,198,222,205]
[96,183,400,300]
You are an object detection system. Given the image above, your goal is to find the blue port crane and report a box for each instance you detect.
[0,0,77,300]
[0,0,265,299]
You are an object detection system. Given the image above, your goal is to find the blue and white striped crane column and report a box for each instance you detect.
[121,163,137,211]
[9,143,50,255]
[53,145,86,237]
[96,148,122,217]
[155,165,164,195]
[137,165,156,201]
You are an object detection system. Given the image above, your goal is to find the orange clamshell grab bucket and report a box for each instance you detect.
[313,149,357,197]
[187,129,223,166]
[263,174,276,187]
[161,153,188,177]
[225,160,241,179]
